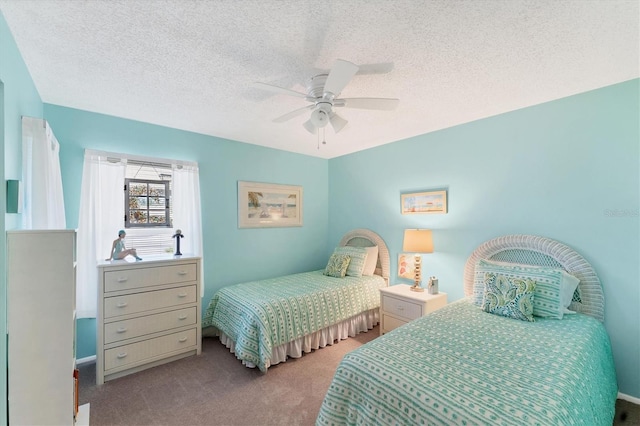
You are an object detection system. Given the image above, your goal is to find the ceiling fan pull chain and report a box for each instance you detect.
[317,130,320,150]
[322,127,327,145]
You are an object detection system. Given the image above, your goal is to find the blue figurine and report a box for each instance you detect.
[107,230,142,261]
[172,229,184,256]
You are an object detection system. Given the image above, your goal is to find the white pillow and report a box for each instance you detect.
[362,246,379,276]
[560,271,580,313]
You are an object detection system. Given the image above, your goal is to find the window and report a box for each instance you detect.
[123,161,175,256]
[124,161,172,228]
[125,179,171,227]
[77,149,203,317]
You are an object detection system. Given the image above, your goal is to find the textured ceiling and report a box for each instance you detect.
[1,0,638,159]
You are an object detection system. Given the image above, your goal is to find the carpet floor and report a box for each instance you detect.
[79,325,639,425]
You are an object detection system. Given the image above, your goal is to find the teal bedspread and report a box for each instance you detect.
[317,298,617,426]
[202,270,386,372]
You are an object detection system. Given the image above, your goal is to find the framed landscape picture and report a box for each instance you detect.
[401,190,447,215]
[238,181,303,228]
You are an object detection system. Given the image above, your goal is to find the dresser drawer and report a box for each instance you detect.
[104,263,197,292]
[381,295,422,320]
[382,314,408,333]
[104,285,197,318]
[104,307,197,344]
[104,328,197,371]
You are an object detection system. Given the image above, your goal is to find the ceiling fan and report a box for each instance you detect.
[253,59,399,135]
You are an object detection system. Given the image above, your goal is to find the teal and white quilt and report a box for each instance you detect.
[202,270,386,372]
[317,298,617,425]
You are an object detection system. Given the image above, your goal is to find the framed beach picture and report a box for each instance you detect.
[401,190,447,215]
[238,181,303,228]
[398,254,416,279]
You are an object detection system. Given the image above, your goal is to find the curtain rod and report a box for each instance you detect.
[84,149,197,168]
[21,115,46,128]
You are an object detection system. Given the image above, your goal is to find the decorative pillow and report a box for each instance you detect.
[482,273,536,322]
[334,246,368,277]
[362,246,379,276]
[323,253,351,278]
[474,259,578,319]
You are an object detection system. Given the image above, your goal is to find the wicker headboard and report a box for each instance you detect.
[339,228,390,286]
[463,235,604,322]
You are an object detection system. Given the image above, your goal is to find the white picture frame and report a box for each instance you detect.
[238,181,303,228]
[401,190,447,215]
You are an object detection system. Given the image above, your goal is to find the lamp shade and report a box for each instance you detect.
[403,229,433,253]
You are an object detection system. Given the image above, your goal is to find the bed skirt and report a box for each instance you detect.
[204,308,379,370]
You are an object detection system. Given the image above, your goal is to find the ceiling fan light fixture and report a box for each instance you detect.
[303,119,317,134]
[329,112,348,133]
[310,108,330,128]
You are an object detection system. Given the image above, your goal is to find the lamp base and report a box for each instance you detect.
[410,285,424,292]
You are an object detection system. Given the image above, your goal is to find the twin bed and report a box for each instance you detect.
[317,234,617,425]
[203,231,617,425]
[202,229,390,372]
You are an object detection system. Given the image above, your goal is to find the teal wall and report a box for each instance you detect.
[328,79,640,398]
[1,10,44,425]
[43,104,329,359]
[2,8,639,410]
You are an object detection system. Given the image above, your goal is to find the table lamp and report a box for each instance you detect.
[402,229,434,292]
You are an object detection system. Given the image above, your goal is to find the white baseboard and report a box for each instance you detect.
[76,403,90,426]
[618,392,640,405]
[76,355,96,366]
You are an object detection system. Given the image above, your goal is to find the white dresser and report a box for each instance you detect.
[7,230,84,425]
[379,284,447,335]
[97,255,202,384]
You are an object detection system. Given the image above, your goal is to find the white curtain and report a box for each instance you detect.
[21,116,66,228]
[172,163,204,296]
[76,152,126,318]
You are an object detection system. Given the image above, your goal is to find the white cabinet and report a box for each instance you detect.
[7,229,78,425]
[379,284,447,334]
[97,255,202,384]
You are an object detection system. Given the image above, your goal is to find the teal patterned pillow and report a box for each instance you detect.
[474,259,576,319]
[482,273,536,322]
[333,246,367,278]
[323,254,351,278]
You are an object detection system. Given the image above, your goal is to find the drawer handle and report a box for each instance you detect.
[178,337,188,343]
[177,271,188,276]
[178,315,188,320]
[117,352,128,359]
[177,293,188,298]
[117,277,128,283]
[396,306,405,311]
[116,327,127,333]
[116,302,128,308]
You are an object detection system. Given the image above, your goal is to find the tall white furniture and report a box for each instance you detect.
[97,255,202,384]
[7,230,78,425]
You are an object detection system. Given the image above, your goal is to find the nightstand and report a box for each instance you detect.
[379,284,447,335]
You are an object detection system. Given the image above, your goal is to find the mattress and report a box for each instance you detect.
[317,298,617,425]
[202,270,386,372]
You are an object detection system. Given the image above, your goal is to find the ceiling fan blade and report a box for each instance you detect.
[303,119,317,134]
[323,59,359,96]
[272,105,314,123]
[356,62,394,75]
[339,97,399,111]
[329,113,348,133]
[252,82,308,99]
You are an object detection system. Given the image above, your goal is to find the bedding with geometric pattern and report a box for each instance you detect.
[202,270,386,372]
[317,298,617,425]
